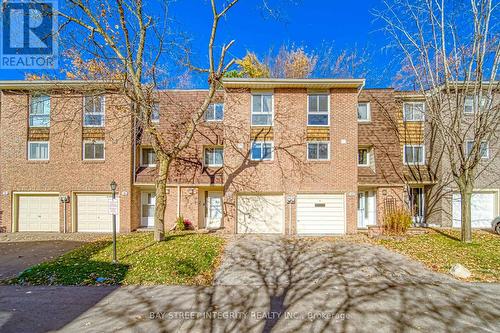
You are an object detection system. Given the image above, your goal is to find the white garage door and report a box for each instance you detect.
[18,195,60,232]
[237,195,284,233]
[297,194,345,235]
[77,194,118,232]
[452,192,497,228]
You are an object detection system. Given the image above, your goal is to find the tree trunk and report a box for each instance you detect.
[154,157,170,241]
[460,184,473,243]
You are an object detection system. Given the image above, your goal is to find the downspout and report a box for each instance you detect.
[176,185,181,218]
[63,200,67,233]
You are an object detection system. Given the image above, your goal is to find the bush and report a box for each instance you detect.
[383,207,413,234]
[176,216,186,231]
[175,216,194,231]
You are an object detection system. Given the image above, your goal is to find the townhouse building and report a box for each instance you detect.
[0,79,498,234]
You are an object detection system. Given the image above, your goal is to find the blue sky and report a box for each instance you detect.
[1,0,396,87]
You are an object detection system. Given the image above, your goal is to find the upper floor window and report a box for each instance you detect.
[28,141,49,160]
[465,140,489,159]
[251,141,273,161]
[358,148,371,166]
[29,94,50,127]
[83,95,105,127]
[357,102,371,122]
[308,94,329,126]
[151,103,160,123]
[403,145,425,165]
[83,140,105,160]
[464,95,489,114]
[307,141,329,160]
[251,94,273,126]
[204,146,224,167]
[205,103,224,121]
[403,102,425,122]
[141,147,157,166]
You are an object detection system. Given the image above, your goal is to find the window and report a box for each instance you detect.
[204,147,224,167]
[308,94,329,126]
[465,140,489,159]
[141,147,157,166]
[28,141,49,160]
[403,102,425,121]
[151,103,160,123]
[464,95,489,114]
[251,94,273,126]
[83,141,105,160]
[83,95,105,127]
[358,148,370,166]
[307,142,329,160]
[251,141,273,161]
[403,145,425,165]
[29,95,50,127]
[357,103,371,122]
[205,103,224,121]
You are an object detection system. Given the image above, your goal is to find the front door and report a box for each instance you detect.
[141,192,156,227]
[206,192,223,229]
[409,187,425,225]
[358,192,366,228]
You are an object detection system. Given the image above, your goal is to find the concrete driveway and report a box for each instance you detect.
[0,233,104,281]
[0,236,499,332]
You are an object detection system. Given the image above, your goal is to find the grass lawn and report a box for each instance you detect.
[10,232,225,286]
[378,229,500,282]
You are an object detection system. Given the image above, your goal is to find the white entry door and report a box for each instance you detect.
[358,191,376,228]
[141,192,156,227]
[206,192,223,229]
[452,192,497,228]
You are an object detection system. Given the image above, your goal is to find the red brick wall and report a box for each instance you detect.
[0,91,134,232]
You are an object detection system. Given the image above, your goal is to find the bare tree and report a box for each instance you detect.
[58,0,239,241]
[376,0,499,242]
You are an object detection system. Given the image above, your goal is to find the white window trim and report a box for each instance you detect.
[83,95,106,127]
[307,141,330,161]
[251,93,274,127]
[29,94,51,128]
[83,140,106,160]
[204,146,224,167]
[403,102,425,122]
[27,141,49,161]
[151,102,160,123]
[464,96,475,115]
[403,144,425,165]
[307,94,330,127]
[250,141,274,161]
[358,147,370,166]
[140,147,157,167]
[465,140,489,159]
[357,102,371,122]
[205,103,224,122]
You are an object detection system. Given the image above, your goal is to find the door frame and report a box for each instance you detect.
[409,186,425,225]
[205,191,223,230]
[141,191,156,228]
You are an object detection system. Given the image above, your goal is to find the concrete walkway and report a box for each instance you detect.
[0,236,499,332]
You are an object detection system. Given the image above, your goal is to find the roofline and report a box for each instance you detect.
[0,80,121,90]
[222,78,365,89]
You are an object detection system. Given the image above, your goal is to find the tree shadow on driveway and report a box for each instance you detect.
[44,236,500,332]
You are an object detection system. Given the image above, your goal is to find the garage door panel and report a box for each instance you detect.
[77,194,118,233]
[18,195,60,232]
[452,192,496,228]
[237,195,284,234]
[297,194,345,235]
